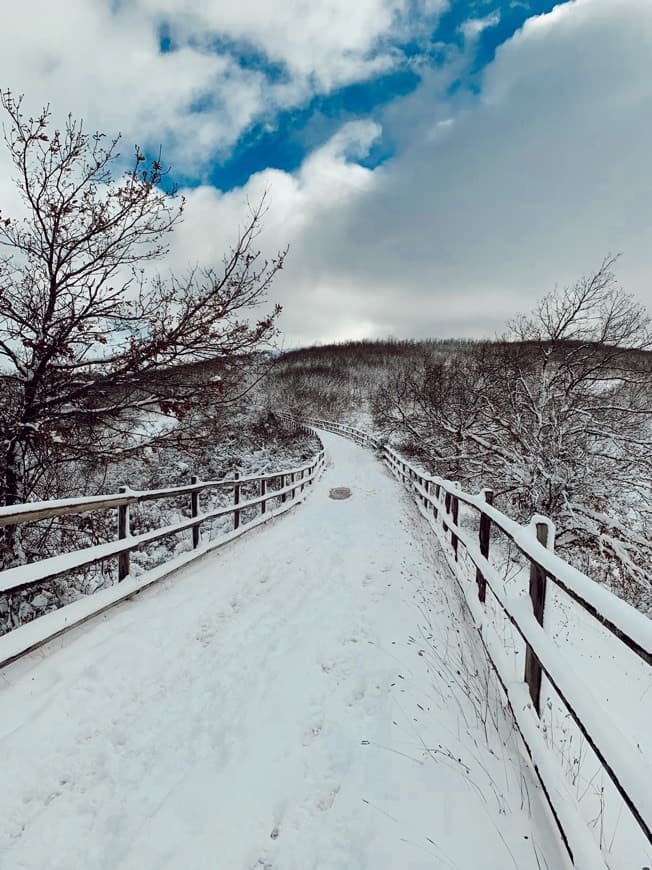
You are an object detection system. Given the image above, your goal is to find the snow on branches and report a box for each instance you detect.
[0,92,285,542]
[374,258,651,610]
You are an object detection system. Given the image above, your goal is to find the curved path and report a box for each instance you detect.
[0,432,568,870]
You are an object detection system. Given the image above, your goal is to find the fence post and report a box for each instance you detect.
[233,471,240,530]
[281,474,287,503]
[443,490,451,535]
[117,486,130,581]
[191,475,200,549]
[450,486,460,560]
[260,478,267,514]
[474,489,493,602]
[301,469,306,492]
[524,519,553,714]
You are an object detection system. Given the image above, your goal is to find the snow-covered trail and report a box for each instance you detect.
[0,432,568,870]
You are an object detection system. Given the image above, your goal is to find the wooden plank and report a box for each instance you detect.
[233,471,240,530]
[0,494,136,528]
[191,475,200,549]
[450,491,459,560]
[525,520,552,714]
[475,489,493,602]
[118,486,130,581]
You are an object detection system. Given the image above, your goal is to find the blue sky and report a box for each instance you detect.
[166,0,572,191]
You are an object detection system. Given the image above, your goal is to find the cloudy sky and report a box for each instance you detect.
[1,0,651,346]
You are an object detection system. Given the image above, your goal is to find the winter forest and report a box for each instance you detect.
[0,91,650,634]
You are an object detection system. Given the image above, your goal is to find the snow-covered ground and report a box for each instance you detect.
[0,432,568,870]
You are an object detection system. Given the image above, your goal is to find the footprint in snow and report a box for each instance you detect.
[317,784,341,812]
[195,624,214,647]
[302,721,323,746]
[345,684,366,708]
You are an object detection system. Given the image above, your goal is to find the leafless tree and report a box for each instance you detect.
[0,92,285,557]
[374,257,652,607]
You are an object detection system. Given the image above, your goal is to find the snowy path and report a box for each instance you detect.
[0,432,568,870]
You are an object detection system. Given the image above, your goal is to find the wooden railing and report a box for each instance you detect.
[304,417,651,870]
[298,415,380,450]
[0,424,325,666]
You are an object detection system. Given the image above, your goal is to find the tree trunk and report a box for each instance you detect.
[2,437,24,567]
[3,436,24,505]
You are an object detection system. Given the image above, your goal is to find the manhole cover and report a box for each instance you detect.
[329,487,352,500]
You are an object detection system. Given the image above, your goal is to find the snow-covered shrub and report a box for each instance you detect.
[373,259,652,612]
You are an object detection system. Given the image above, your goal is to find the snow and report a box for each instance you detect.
[0,431,567,870]
[420,516,610,870]
[412,484,652,836]
[392,457,651,868]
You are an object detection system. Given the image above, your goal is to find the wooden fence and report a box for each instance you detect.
[0,424,325,666]
[302,416,651,870]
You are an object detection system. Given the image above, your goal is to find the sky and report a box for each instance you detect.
[1,0,651,346]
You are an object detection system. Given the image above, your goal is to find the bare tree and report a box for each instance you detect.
[500,256,651,600]
[0,92,284,554]
[374,258,652,607]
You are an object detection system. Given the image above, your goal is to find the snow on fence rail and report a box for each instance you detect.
[0,424,325,666]
[300,416,652,870]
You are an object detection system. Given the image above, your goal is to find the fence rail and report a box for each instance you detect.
[295,415,380,450]
[0,461,322,530]
[0,423,325,665]
[304,416,651,870]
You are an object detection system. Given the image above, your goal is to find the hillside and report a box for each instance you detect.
[265,338,652,614]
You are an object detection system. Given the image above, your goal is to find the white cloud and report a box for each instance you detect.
[0,0,446,173]
[460,11,501,41]
[0,0,265,168]
[163,120,383,344]
[169,120,381,269]
[164,0,652,345]
[136,0,447,90]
